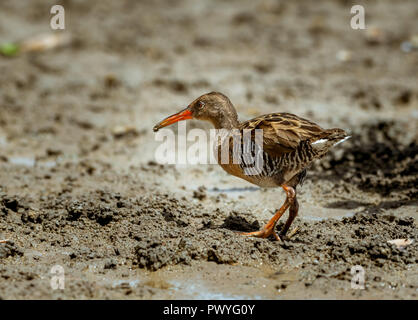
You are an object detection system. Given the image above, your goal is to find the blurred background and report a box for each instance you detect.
[0,0,417,299]
[0,0,417,163]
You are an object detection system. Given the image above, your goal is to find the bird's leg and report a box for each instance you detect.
[280,197,299,238]
[0,239,9,243]
[240,185,296,241]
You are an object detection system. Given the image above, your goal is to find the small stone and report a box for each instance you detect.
[336,50,352,62]
[112,125,139,139]
[104,259,117,269]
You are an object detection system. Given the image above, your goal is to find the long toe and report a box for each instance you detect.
[238,228,281,241]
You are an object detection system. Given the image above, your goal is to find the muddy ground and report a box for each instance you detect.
[0,0,417,299]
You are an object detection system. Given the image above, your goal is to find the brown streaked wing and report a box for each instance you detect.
[239,113,325,157]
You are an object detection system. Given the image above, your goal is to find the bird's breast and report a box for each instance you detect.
[212,133,287,187]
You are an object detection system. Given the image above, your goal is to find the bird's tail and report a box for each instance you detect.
[311,128,350,152]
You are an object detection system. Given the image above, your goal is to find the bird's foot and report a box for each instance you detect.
[279,226,299,240]
[287,226,299,238]
[239,228,282,241]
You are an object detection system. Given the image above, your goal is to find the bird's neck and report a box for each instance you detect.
[211,115,239,130]
[209,105,240,130]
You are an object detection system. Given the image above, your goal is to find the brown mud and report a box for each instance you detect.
[0,0,417,299]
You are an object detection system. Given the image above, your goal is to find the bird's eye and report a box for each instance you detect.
[198,101,205,108]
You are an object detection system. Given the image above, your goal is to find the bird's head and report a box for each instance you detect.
[153,92,238,131]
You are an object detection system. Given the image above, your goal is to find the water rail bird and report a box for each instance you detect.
[153,92,349,241]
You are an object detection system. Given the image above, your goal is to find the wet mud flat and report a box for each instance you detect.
[0,0,417,299]
[0,139,417,299]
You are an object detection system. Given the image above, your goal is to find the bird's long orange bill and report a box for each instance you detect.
[153,108,193,132]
